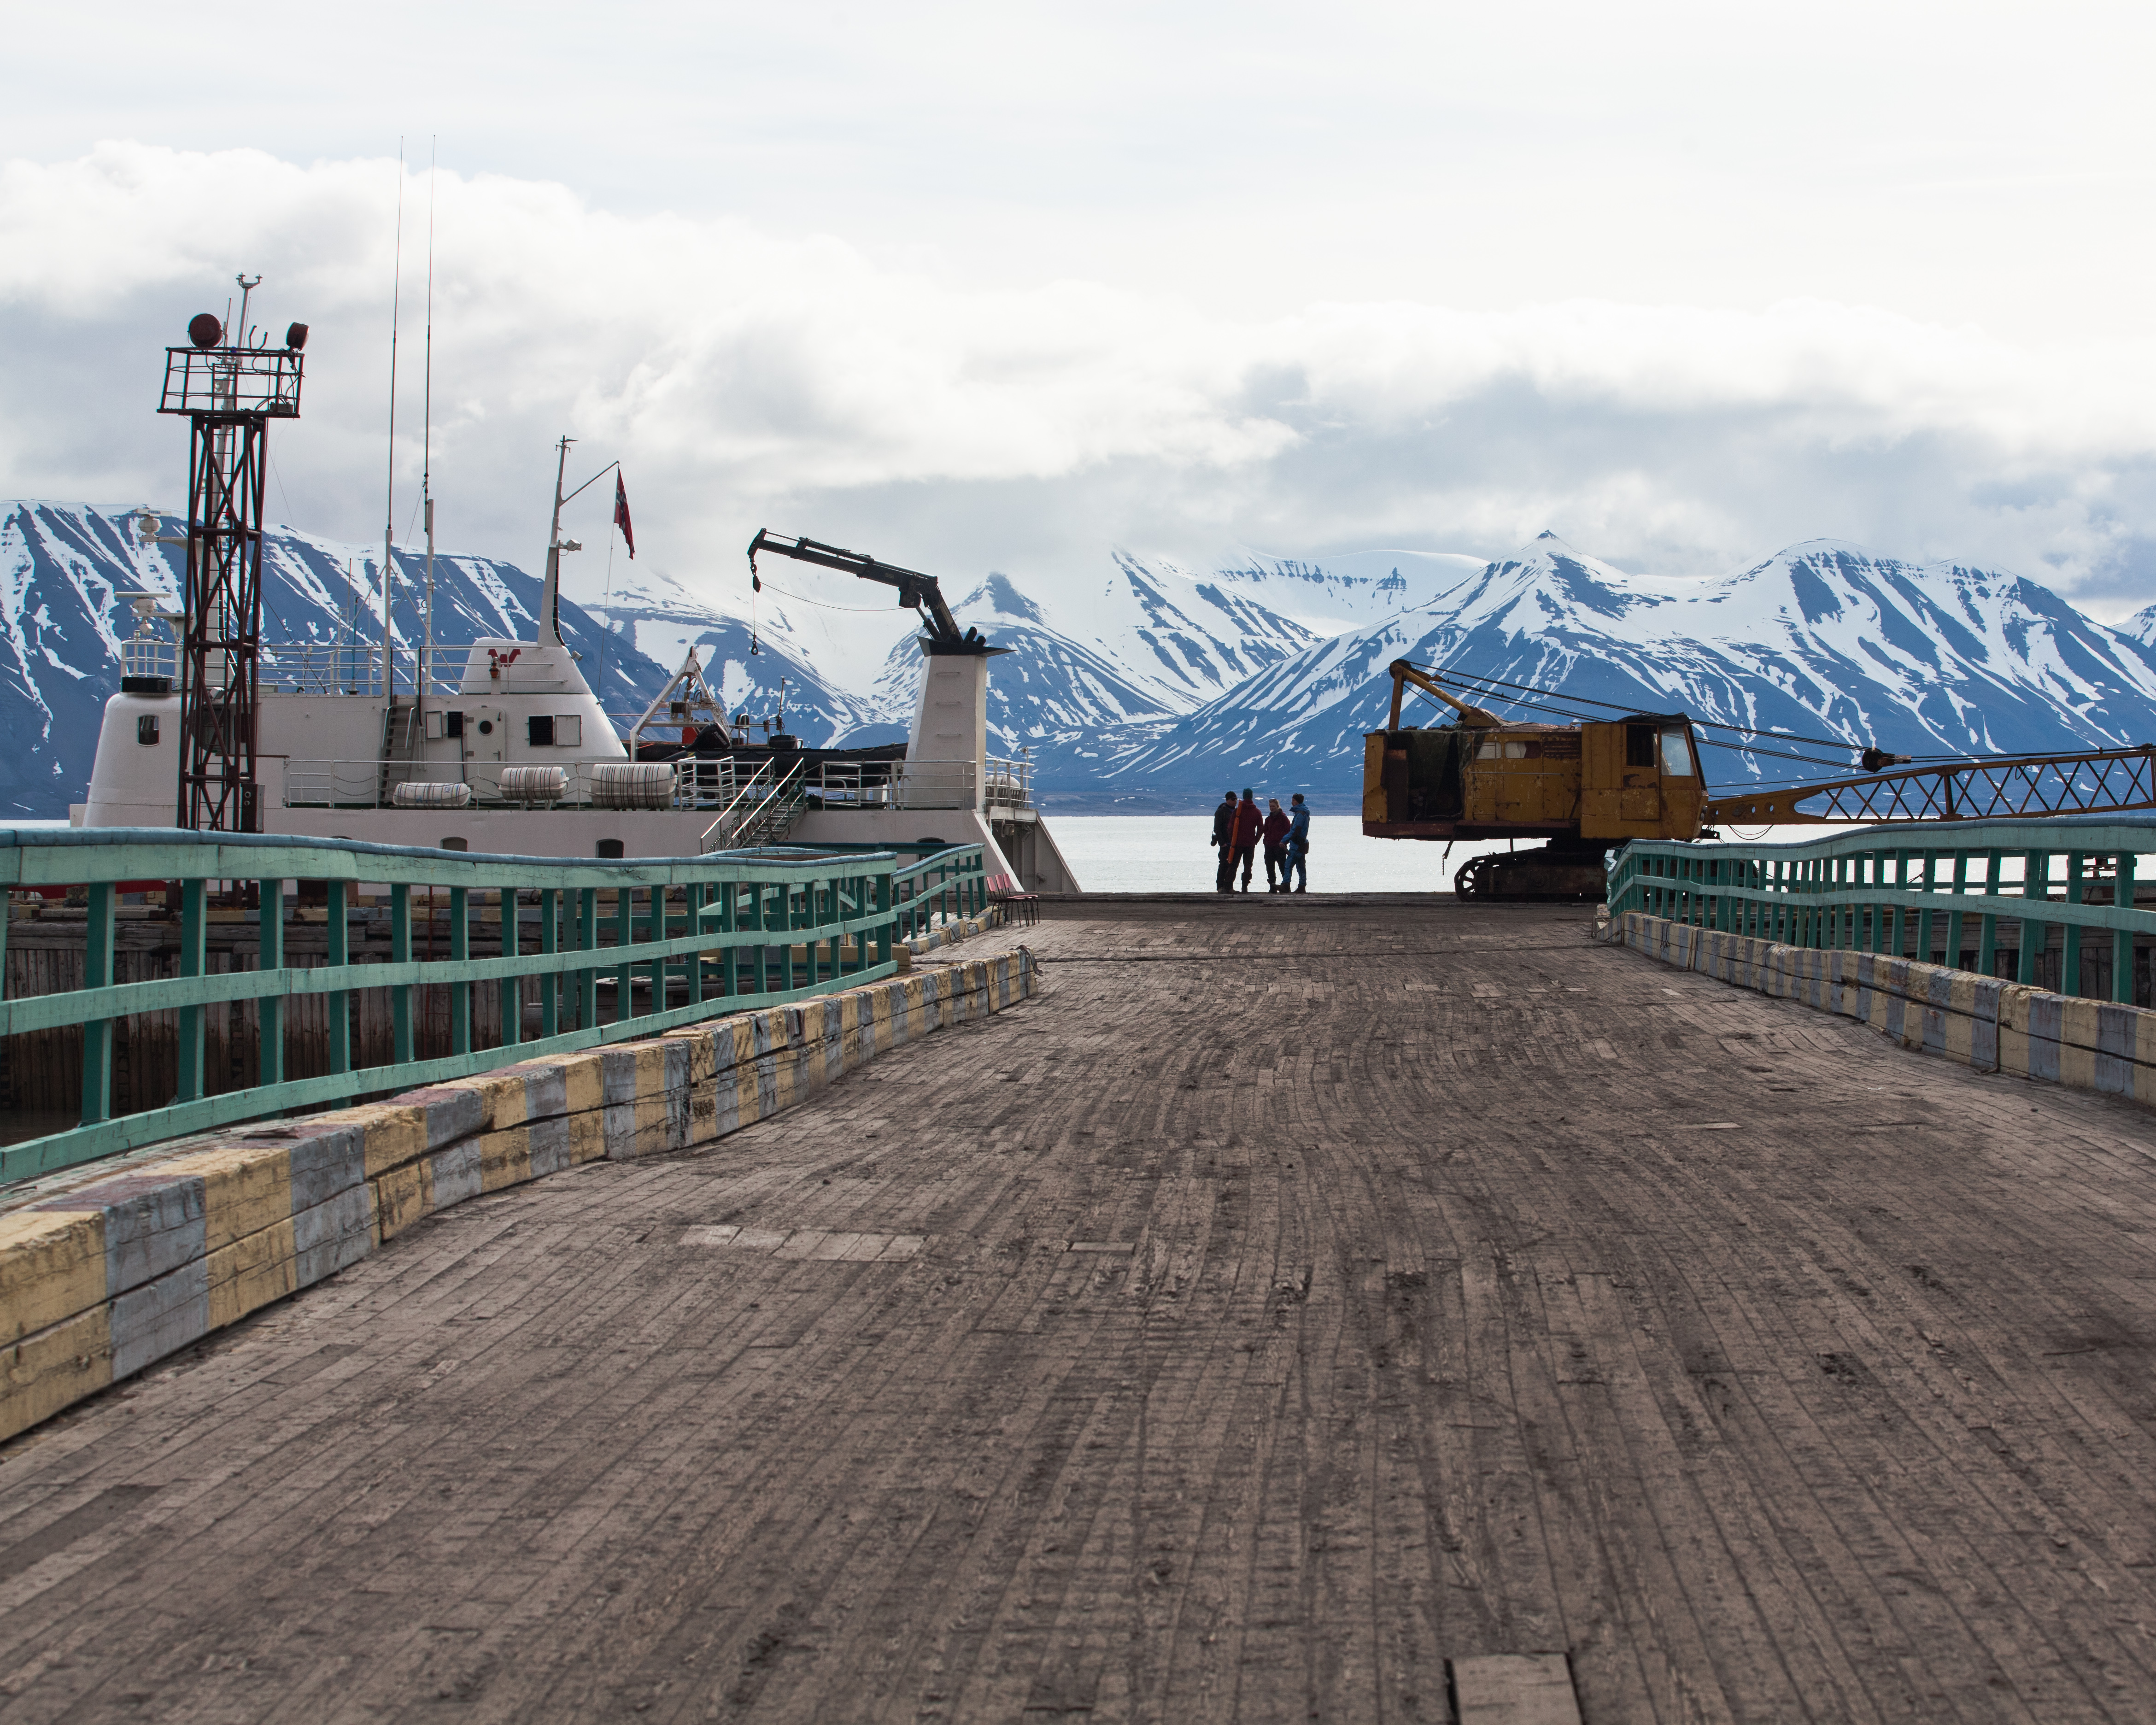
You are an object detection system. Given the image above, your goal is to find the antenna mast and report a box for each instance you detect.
[421,138,436,717]
[382,138,404,700]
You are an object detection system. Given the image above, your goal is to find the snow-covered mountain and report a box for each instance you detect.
[0,501,676,819]
[1201,548,1484,633]
[574,547,1332,769]
[1107,534,2156,808]
[9,499,2151,821]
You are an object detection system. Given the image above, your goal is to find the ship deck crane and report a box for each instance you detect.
[746,530,988,649]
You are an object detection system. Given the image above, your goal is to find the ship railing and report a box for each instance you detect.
[795,758,899,810]
[114,641,602,699]
[0,827,994,1182]
[259,642,390,696]
[120,635,178,682]
[890,760,978,810]
[282,758,760,813]
[734,758,1020,813]
[1605,813,2156,1003]
[983,756,1032,810]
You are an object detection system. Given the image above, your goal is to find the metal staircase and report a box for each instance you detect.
[700,758,811,852]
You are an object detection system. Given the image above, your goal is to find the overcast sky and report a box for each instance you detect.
[6,2,2156,617]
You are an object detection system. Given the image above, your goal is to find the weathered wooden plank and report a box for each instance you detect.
[1452,1654,1582,1725]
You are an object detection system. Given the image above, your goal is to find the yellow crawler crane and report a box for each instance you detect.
[1363,662,1707,898]
[1362,660,2156,898]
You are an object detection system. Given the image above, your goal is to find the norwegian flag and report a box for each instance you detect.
[613,473,635,558]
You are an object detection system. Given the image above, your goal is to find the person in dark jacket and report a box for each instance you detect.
[1230,789,1263,892]
[1261,797,1291,892]
[1211,790,1238,892]
[1284,792,1311,893]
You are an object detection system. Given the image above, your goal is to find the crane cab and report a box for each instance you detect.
[1576,717,1705,840]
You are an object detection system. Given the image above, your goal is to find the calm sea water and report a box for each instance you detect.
[1043,816,1861,894]
[1045,816,1519,894]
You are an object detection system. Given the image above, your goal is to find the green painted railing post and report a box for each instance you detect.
[80,881,114,1126]
[2063,853,2085,998]
[2116,853,2139,1004]
[499,887,522,1050]
[721,881,738,997]
[685,884,705,1005]
[450,884,471,1054]
[877,867,892,966]
[176,877,206,1102]
[615,881,633,1030]
[1916,851,1936,965]
[1883,851,1902,960]
[258,877,284,1089]
[539,887,558,1038]
[815,875,832,983]
[781,882,798,993]
[1979,851,2001,976]
[390,883,414,1063]
[326,880,351,1075]
[1947,853,1968,970]
[578,887,598,1031]
[2018,850,2046,986]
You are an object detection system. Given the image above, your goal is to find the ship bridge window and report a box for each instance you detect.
[1660,729,1694,777]
[137,716,159,745]
[1477,738,1534,761]
[596,839,625,859]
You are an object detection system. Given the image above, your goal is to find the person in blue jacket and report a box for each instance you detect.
[1283,793,1311,893]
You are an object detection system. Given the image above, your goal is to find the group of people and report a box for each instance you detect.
[1211,789,1311,894]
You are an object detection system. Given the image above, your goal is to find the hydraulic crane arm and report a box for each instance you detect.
[1387,661,1502,729]
[1705,744,2156,826]
[747,530,971,646]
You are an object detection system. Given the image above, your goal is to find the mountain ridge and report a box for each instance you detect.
[4,499,2151,819]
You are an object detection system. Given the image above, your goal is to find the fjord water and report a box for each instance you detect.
[1049,816,1517,893]
[1049,816,1864,893]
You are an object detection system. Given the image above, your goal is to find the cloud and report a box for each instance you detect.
[4,142,2156,621]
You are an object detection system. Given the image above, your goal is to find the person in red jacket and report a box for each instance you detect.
[1260,797,1292,892]
[1230,789,1262,892]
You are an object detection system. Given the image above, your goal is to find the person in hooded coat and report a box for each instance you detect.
[1261,797,1292,892]
[1210,790,1238,892]
[1284,792,1311,893]
[1230,789,1263,892]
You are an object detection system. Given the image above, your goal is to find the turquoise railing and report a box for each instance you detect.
[0,828,990,1182]
[1607,814,2156,1003]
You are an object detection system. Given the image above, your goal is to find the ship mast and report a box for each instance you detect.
[539,444,616,650]
[382,139,405,702]
[420,140,436,720]
[541,436,573,646]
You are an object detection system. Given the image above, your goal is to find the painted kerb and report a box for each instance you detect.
[0,945,1037,1444]
[1608,909,2156,1104]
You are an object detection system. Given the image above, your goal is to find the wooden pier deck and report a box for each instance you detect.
[3,897,2156,1722]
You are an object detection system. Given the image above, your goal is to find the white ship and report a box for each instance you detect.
[74,480,1081,893]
